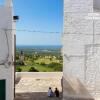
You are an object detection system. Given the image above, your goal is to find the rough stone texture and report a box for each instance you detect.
[85,45,100,97]
[64,13,93,35]
[15,73,62,100]
[64,0,93,13]
[64,0,100,99]
[0,1,14,100]
[15,92,62,100]
[16,77,62,93]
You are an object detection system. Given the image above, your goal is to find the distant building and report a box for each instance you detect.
[0,0,15,100]
[19,50,24,62]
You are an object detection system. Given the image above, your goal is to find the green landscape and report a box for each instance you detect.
[16,45,63,72]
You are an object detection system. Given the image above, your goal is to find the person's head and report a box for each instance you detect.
[55,88,57,90]
[49,87,51,89]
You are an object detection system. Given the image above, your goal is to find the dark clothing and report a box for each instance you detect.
[55,89,59,97]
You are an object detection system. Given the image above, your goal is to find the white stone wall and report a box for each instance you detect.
[0,1,14,100]
[64,0,100,99]
[64,0,93,13]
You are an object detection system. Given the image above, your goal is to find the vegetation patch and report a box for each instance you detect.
[16,46,63,72]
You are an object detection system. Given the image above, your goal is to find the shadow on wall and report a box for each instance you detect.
[15,77,21,84]
[15,92,62,100]
[93,0,100,12]
[63,75,94,100]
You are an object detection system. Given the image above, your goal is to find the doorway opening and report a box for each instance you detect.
[14,0,63,100]
[0,80,6,100]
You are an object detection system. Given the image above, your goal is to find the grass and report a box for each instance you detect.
[16,66,32,71]
[34,58,60,64]
[33,64,56,72]
[16,56,62,72]
[16,63,61,72]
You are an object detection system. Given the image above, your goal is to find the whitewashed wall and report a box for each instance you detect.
[0,0,14,100]
[64,0,100,100]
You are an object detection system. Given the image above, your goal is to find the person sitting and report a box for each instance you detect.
[54,88,59,97]
[48,87,54,97]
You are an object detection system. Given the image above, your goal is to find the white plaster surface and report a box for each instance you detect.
[64,0,100,99]
[64,0,93,13]
[0,1,14,100]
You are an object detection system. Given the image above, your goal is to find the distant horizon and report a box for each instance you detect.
[16,45,62,49]
[16,44,62,46]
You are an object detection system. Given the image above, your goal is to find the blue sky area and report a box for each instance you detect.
[1,0,63,46]
[0,0,4,4]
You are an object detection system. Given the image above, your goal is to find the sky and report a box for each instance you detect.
[1,0,63,46]
[0,0,4,4]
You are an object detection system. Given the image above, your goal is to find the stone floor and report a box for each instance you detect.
[15,77,62,93]
[15,73,62,100]
[15,92,62,100]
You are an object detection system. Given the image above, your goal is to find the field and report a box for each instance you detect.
[16,45,63,72]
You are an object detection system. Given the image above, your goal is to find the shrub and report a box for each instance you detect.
[16,67,22,72]
[48,62,61,67]
[40,62,46,66]
[28,67,39,72]
[54,66,62,71]
[20,61,25,65]
[47,62,62,71]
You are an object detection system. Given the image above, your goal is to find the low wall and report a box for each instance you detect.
[16,72,63,78]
